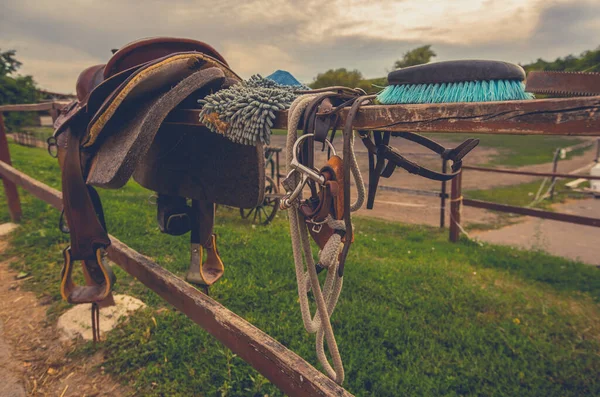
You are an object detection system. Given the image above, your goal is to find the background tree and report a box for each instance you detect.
[0,50,22,76]
[393,45,436,69]
[310,68,364,89]
[522,46,600,73]
[0,49,39,131]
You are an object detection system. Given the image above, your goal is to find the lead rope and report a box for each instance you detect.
[286,94,365,384]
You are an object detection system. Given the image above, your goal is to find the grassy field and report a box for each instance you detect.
[1,143,600,396]
[426,133,587,167]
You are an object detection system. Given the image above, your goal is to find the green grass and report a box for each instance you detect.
[2,143,600,396]
[426,133,588,167]
[270,128,287,136]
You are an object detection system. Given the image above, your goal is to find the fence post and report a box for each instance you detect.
[440,159,447,228]
[0,113,22,222]
[596,138,600,163]
[549,148,560,199]
[449,169,462,242]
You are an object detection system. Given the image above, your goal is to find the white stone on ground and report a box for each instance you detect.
[57,294,145,341]
[0,223,19,237]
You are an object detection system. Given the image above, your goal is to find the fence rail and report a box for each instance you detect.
[462,165,600,180]
[463,198,600,228]
[0,102,67,113]
[170,95,600,135]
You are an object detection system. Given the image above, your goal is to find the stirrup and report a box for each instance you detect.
[60,246,116,304]
[185,234,224,288]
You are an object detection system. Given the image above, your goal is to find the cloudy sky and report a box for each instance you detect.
[1,0,599,93]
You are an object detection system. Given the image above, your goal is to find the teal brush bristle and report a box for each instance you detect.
[377,79,534,105]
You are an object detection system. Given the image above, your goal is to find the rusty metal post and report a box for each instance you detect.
[0,113,22,222]
[440,159,447,228]
[549,148,560,199]
[449,169,462,242]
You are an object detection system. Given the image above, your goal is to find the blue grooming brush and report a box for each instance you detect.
[377,60,534,104]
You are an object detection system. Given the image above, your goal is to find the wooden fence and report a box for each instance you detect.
[448,151,600,242]
[2,94,600,395]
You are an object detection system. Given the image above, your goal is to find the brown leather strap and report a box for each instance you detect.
[185,201,224,287]
[301,92,360,204]
[62,126,111,259]
[190,200,213,245]
[60,125,115,304]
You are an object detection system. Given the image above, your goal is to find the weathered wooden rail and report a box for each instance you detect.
[462,165,600,180]
[170,95,600,135]
[2,94,600,394]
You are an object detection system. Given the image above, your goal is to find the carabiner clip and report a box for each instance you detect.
[280,171,309,209]
[289,134,336,184]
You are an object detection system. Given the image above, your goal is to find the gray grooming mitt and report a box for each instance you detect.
[198,75,308,146]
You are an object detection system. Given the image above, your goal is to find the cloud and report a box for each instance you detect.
[0,0,597,92]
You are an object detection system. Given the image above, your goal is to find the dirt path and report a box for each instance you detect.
[0,236,130,397]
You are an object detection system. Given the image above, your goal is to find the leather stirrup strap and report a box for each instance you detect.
[186,200,224,287]
[60,127,114,304]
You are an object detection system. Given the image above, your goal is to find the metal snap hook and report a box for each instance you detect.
[281,134,338,210]
[280,171,309,209]
[290,134,336,184]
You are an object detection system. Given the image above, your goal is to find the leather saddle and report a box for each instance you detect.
[53,37,265,313]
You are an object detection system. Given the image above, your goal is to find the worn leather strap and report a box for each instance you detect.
[186,200,224,287]
[300,90,363,206]
[62,127,111,259]
[360,125,479,209]
[60,126,114,304]
[299,155,345,250]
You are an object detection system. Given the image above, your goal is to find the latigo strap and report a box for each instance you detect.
[60,126,114,305]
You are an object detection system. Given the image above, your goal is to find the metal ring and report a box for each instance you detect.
[47,137,58,158]
[292,134,336,160]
